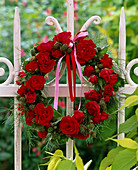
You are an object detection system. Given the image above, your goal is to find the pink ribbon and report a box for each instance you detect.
[54,31,89,110]
[54,56,64,110]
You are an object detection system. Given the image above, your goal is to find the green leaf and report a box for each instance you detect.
[0,152,11,161]
[135,108,138,121]
[99,146,124,170]
[84,160,92,170]
[112,149,137,170]
[46,150,66,170]
[106,166,112,170]
[47,157,61,170]
[136,149,138,161]
[53,109,63,117]
[54,150,64,157]
[100,46,108,55]
[126,128,137,138]
[56,160,76,170]
[119,95,138,110]
[109,138,138,149]
[74,144,84,170]
[119,115,138,133]
[40,160,50,166]
[75,155,84,170]
[125,95,138,107]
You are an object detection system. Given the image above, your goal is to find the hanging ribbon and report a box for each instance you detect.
[71,51,77,108]
[66,53,73,102]
[54,31,89,110]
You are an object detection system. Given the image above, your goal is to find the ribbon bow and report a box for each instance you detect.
[54,31,89,110]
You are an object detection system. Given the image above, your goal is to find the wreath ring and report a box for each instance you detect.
[16,30,124,143]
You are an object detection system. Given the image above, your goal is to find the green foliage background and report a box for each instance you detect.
[0,0,137,169]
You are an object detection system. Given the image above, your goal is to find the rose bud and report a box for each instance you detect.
[16,80,21,85]
[66,47,72,53]
[53,42,61,49]
[95,68,100,73]
[48,127,53,133]
[98,64,104,69]
[60,44,68,52]
[99,99,107,111]
[31,49,36,56]
[97,47,101,52]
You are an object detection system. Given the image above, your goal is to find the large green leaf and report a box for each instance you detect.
[126,128,137,138]
[135,108,138,121]
[119,95,138,110]
[47,157,62,170]
[99,146,124,170]
[112,149,137,170]
[119,115,138,133]
[74,144,84,170]
[56,160,76,170]
[110,138,138,149]
[136,149,138,161]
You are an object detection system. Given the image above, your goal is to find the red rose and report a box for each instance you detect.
[18,71,26,77]
[38,130,47,139]
[17,84,27,97]
[100,69,114,81]
[16,80,20,85]
[72,133,89,140]
[92,112,109,124]
[84,89,102,102]
[34,104,53,126]
[59,115,79,135]
[45,122,51,129]
[36,52,55,73]
[100,112,109,122]
[18,104,25,115]
[25,109,35,125]
[25,60,39,72]
[83,66,94,77]
[100,54,113,69]
[104,84,113,96]
[89,75,97,85]
[26,75,45,91]
[26,91,36,103]
[52,49,63,58]
[76,39,96,65]
[73,110,85,124]
[92,116,101,124]
[53,32,72,45]
[37,41,54,52]
[109,74,118,86]
[85,101,100,116]
[104,95,110,103]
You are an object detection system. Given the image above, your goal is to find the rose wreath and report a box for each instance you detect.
[16,31,124,144]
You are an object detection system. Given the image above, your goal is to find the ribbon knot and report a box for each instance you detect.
[54,31,88,110]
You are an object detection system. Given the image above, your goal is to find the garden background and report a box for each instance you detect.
[0,0,137,169]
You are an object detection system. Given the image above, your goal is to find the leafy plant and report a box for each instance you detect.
[99,89,138,170]
[40,144,92,170]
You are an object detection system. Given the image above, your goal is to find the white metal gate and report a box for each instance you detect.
[0,1,138,169]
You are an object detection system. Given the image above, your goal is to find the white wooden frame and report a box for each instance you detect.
[0,2,138,169]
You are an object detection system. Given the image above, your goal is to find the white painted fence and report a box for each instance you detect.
[0,1,138,170]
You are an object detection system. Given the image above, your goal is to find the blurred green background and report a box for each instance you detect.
[0,0,137,169]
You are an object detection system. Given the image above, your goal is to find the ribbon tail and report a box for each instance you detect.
[66,54,73,102]
[71,51,77,109]
[54,56,64,110]
[74,46,83,110]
